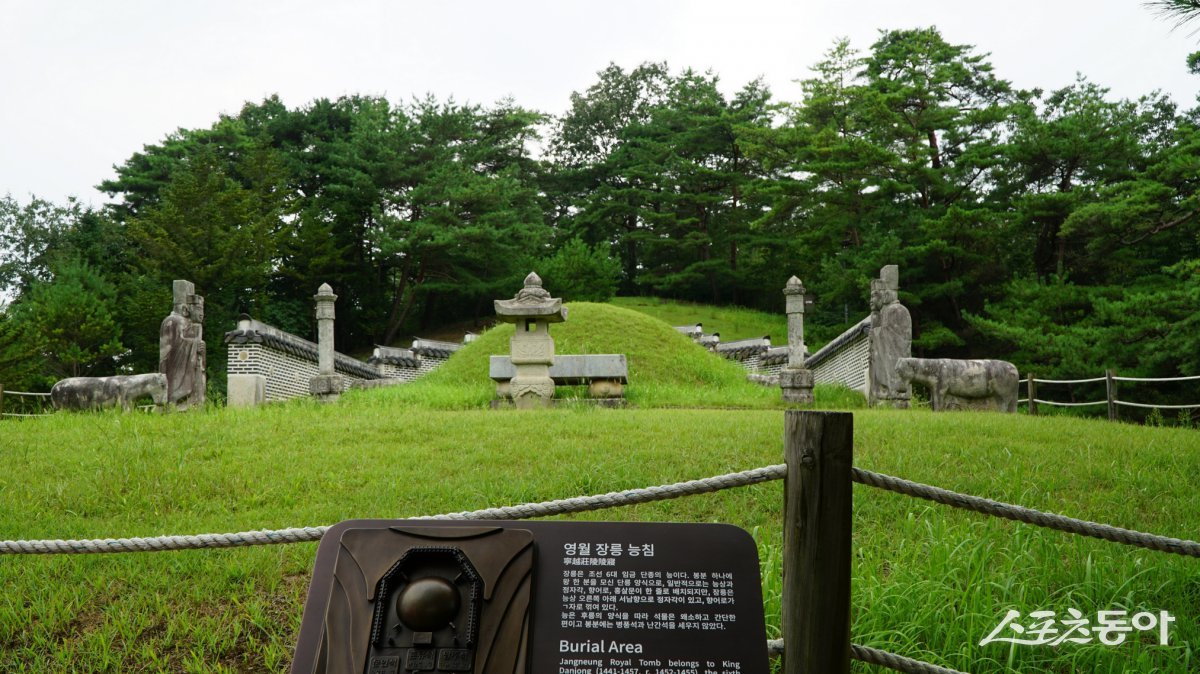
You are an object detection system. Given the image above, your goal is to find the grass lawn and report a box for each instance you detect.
[1,304,1197,672]
[609,297,788,345]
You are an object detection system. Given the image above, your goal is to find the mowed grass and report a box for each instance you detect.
[0,305,1194,671]
[610,296,787,344]
[1,401,1198,672]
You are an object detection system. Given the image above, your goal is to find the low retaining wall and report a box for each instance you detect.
[713,324,869,394]
[224,317,461,404]
[225,318,382,403]
[805,318,871,395]
[368,339,458,382]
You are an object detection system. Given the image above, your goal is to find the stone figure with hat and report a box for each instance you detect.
[159,280,206,410]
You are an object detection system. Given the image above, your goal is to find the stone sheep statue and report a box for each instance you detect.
[894,358,1018,413]
[50,373,168,412]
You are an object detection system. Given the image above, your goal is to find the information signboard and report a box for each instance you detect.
[291,520,768,674]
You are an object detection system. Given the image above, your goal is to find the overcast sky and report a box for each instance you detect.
[2,0,1198,208]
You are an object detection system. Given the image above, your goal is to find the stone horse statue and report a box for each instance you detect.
[50,373,168,412]
[894,358,1018,413]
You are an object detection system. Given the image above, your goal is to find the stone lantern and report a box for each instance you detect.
[494,272,568,408]
[780,276,814,404]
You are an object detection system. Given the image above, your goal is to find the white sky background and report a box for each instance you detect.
[2,0,1198,208]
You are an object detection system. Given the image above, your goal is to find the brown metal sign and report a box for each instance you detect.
[291,520,768,674]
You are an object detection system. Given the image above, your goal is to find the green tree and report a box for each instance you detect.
[550,62,673,290]
[0,196,85,298]
[1,261,124,386]
[537,237,621,302]
[1147,1,1200,31]
[375,99,548,342]
[743,40,895,331]
[551,63,777,305]
[969,121,1200,384]
[125,143,284,378]
[997,78,1176,281]
[757,30,1022,350]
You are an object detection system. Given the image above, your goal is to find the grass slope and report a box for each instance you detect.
[610,296,787,344]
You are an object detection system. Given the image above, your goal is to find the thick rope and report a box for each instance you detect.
[0,527,331,554]
[426,464,785,521]
[6,463,1198,558]
[765,640,969,674]
[1031,398,1106,407]
[0,465,786,555]
[1113,374,1200,383]
[852,468,1200,557]
[1032,376,1106,384]
[851,644,970,674]
[1114,400,1200,410]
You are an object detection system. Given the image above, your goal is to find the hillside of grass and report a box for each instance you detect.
[610,296,788,344]
[375,301,863,409]
[1,404,1198,673]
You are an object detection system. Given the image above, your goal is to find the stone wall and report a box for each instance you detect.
[702,317,871,394]
[223,316,465,406]
[805,318,871,395]
[225,318,382,402]
[714,337,771,374]
[367,339,457,382]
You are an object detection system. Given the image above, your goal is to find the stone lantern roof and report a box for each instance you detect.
[493,272,568,323]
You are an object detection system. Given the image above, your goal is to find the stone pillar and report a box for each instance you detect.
[868,265,912,409]
[309,283,345,403]
[780,276,814,404]
[494,272,568,409]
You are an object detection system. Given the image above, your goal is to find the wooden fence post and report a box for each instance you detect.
[1106,369,1117,421]
[0,384,4,418]
[783,410,853,674]
[1027,375,1037,416]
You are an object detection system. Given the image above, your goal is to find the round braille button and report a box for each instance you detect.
[396,577,460,631]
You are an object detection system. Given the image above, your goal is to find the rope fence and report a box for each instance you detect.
[851,468,1200,557]
[1030,398,1105,408]
[0,386,53,419]
[1114,400,1200,410]
[1023,369,1200,420]
[0,465,788,555]
[5,411,1195,672]
[1114,374,1200,383]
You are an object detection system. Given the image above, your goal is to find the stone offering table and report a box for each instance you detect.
[490,354,628,401]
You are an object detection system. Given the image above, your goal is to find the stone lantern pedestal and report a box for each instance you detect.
[494,272,567,408]
[310,283,346,403]
[780,276,814,404]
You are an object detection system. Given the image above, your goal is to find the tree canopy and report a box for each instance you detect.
[2,26,1199,414]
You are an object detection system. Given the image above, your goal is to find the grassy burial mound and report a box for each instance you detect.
[373,301,862,409]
